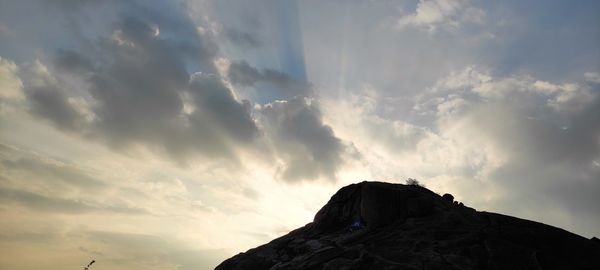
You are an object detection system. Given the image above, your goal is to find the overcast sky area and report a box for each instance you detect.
[0,0,599,269]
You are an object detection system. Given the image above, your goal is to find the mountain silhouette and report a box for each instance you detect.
[216,181,600,270]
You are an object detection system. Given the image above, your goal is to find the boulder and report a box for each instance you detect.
[442,193,454,202]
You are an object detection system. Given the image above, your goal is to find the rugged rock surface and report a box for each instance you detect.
[215,181,600,270]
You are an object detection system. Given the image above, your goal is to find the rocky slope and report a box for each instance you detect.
[215,181,600,270]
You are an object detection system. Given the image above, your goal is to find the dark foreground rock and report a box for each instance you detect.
[216,181,600,270]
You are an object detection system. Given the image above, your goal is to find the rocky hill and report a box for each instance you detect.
[215,181,600,270]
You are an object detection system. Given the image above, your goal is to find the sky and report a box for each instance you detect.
[0,0,599,269]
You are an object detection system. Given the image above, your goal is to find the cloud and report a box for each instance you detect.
[258,97,346,182]
[0,144,150,214]
[54,48,95,74]
[21,60,91,132]
[466,98,600,234]
[9,0,348,181]
[425,66,598,115]
[227,60,311,99]
[183,73,258,152]
[324,88,430,155]
[225,28,262,49]
[1,156,106,191]
[322,65,599,236]
[1,1,599,269]
[14,2,261,162]
[584,72,600,84]
[0,56,23,100]
[424,66,600,167]
[397,0,485,32]
[0,187,148,214]
[410,66,600,236]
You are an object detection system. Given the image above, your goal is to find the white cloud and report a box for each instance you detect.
[533,80,562,92]
[434,65,492,90]
[436,96,470,117]
[322,84,504,182]
[67,97,96,123]
[584,72,600,84]
[322,67,600,237]
[546,85,595,113]
[0,57,24,100]
[429,66,598,114]
[396,0,485,32]
[406,67,600,235]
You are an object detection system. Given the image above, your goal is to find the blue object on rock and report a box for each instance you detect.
[349,219,364,231]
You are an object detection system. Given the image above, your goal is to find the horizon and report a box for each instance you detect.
[0,0,599,269]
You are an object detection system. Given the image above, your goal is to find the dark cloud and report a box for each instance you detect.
[468,94,600,236]
[54,49,95,74]
[26,87,82,130]
[188,73,258,144]
[259,97,345,182]
[228,60,311,99]
[25,1,259,161]
[11,0,348,181]
[227,61,262,86]
[22,64,87,131]
[482,105,599,166]
[225,28,262,48]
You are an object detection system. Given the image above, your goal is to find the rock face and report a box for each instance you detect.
[215,181,600,270]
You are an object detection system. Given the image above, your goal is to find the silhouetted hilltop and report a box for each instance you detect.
[216,181,600,270]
